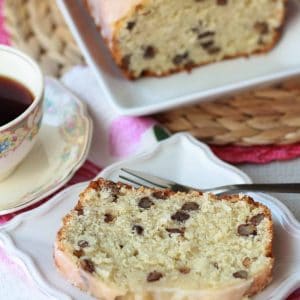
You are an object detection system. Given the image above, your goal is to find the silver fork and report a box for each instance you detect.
[119,168,300,194]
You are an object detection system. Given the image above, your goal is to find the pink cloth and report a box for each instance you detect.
[288,290,300,300]
[0,247,30,282]
[0,0,9,45]
[211,143,300,164]
[109,116,156,157]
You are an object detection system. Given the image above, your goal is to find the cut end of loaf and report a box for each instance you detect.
[55,178,273,299]
[110,0,286,79]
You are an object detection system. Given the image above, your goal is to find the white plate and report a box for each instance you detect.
[0,78,92,215]
[57,0,300,116]
[0,133,300,300]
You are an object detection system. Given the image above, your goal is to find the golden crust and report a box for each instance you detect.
[246,260,273,297]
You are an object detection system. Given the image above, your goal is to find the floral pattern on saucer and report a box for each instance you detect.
[0,77,92,215]
[0,106,42,158]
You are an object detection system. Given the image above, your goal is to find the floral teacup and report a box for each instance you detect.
[0,46,44,181]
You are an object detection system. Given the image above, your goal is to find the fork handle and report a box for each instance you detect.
[216,183,300,194]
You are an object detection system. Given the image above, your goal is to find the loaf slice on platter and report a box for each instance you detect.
[54,178,273,300]
[84,0,287,79]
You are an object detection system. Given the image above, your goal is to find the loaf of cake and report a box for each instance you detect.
[84,0,287,79]
[54,178,273,299]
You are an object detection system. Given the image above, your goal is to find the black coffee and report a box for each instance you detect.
[0,76,34,126]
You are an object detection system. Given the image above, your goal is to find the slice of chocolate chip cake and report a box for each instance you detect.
[84,0,287,78]
[54,178,273,300]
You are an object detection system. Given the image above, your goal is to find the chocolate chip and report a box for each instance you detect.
[104,213,114,223]
[173,52,189,65]
[201,40,214,49]
[106,183,120,202]
[178,267,191,274]
[73,249,84,258]
[213,262,219,269]
[191,27,200,33]
[106,182,119,192]
[80,259,95,273]
[112,195,118,202]
[217,0,228,5]
[127,21,136,30]
[139,69,149,76]
[75,204,84,216]
[254,22,269,35]
[233,270,248,279]
[143,46,156,59]
[185,60,195,71]
[171,210,190,222]
[166,228,185,235]
[112,186,120,193]
[242,257,251,268]
[172,184,190,192]
[119,244,124,249]
[237,224,257,236]
[132,225,144,235]
[122,55,131,69]
[250,213,265,226]
[207,47,221,55]
[76,208,84,216]
[147,271,163,282]
[138,197,154,209]
[198,31,215,39]
[78,240,89,248]
[152,191,168,200]
[122,54,131,69]
[181,202,199,211]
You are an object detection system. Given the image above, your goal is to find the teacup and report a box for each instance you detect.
[0,45,44,181]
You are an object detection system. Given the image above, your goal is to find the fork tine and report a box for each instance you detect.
[119,175,154,188]
[120,168,170,189]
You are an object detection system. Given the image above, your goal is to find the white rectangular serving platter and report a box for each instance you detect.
[57,0,300,116]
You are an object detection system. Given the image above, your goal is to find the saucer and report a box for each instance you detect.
[0,78,92,215]
[0,134,299,299]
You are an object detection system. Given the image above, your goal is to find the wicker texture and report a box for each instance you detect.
[156,78,300,146]
[3,0,300,146]
[3,0,84,77]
